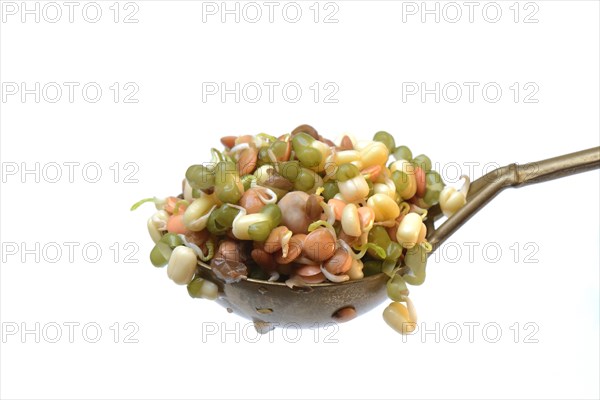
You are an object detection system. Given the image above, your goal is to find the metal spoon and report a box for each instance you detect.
[197,147,599,332]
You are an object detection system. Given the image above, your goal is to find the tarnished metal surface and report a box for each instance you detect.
[198,147,599,329]
[198,262,389,329]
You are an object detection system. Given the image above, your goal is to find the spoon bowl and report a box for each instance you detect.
[197,262,389,330]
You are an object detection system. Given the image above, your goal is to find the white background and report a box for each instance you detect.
[1,1,599,399]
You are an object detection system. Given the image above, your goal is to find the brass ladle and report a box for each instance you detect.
[196,147,600,332]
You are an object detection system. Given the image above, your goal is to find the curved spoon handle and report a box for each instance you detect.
[426,146,600,248]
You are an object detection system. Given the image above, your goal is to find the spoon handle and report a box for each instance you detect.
[426,146,600,248]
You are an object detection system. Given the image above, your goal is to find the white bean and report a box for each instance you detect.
[342,203,362,237]
[396,212,422,249]
[383,298,417,335]
[167,246,198,285]
[338,175,369,203]
[147,210,169,243]
[439,186,466,217]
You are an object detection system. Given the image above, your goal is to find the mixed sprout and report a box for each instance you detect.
[132,124,467,334]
